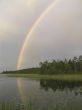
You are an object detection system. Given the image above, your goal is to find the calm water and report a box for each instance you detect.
[0,75,82,110]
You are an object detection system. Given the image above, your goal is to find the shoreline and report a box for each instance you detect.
[4,74,82,81]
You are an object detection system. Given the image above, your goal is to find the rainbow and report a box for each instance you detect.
[17,78,26,106]
[16,0,61,106]
[17,0,60,70]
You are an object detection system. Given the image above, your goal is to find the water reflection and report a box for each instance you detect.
[40,80,82,95]
[0,76,82,110]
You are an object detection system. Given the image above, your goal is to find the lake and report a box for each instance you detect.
[0,75,82,110]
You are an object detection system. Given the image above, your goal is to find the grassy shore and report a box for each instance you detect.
[5,73,82,81]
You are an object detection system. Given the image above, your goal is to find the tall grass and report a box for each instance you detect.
[0,102,65,110]
[7,74,82,81]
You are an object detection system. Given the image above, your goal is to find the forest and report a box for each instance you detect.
[39,55,82,74]
[2,55,82,75]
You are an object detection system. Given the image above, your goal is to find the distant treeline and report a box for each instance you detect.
[2,68,40,74]
[39,55,82,74]
[2,55,82,75]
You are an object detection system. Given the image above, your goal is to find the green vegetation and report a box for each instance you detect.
[2,55,82,81]
[0,102,80,110]
[39,55,82,75]
[7,74,82,81]
[0,101,82,110]
[2,68,40,74]
[2,55,82,75]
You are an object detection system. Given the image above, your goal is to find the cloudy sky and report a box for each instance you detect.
[0,0,82,71]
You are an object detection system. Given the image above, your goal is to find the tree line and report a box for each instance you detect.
[39,55,82,74]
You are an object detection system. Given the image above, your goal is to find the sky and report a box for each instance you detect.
[0,0,82,71]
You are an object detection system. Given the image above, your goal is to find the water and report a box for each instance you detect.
[0,75,82,110]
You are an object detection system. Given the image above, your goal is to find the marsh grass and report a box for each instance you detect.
[0,102,66,110]
[7,74,82,81]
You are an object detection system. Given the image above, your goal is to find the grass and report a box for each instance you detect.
[0,102,82,110]
[5,73,82,81]
[0,102,65,110]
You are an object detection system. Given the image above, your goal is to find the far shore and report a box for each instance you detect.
[4,73,82,81]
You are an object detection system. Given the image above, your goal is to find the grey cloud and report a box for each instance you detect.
[22,0,82,69]
[0,0,54,71]
[0,0,82,71]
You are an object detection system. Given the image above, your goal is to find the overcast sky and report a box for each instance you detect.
[0,0,82,71]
